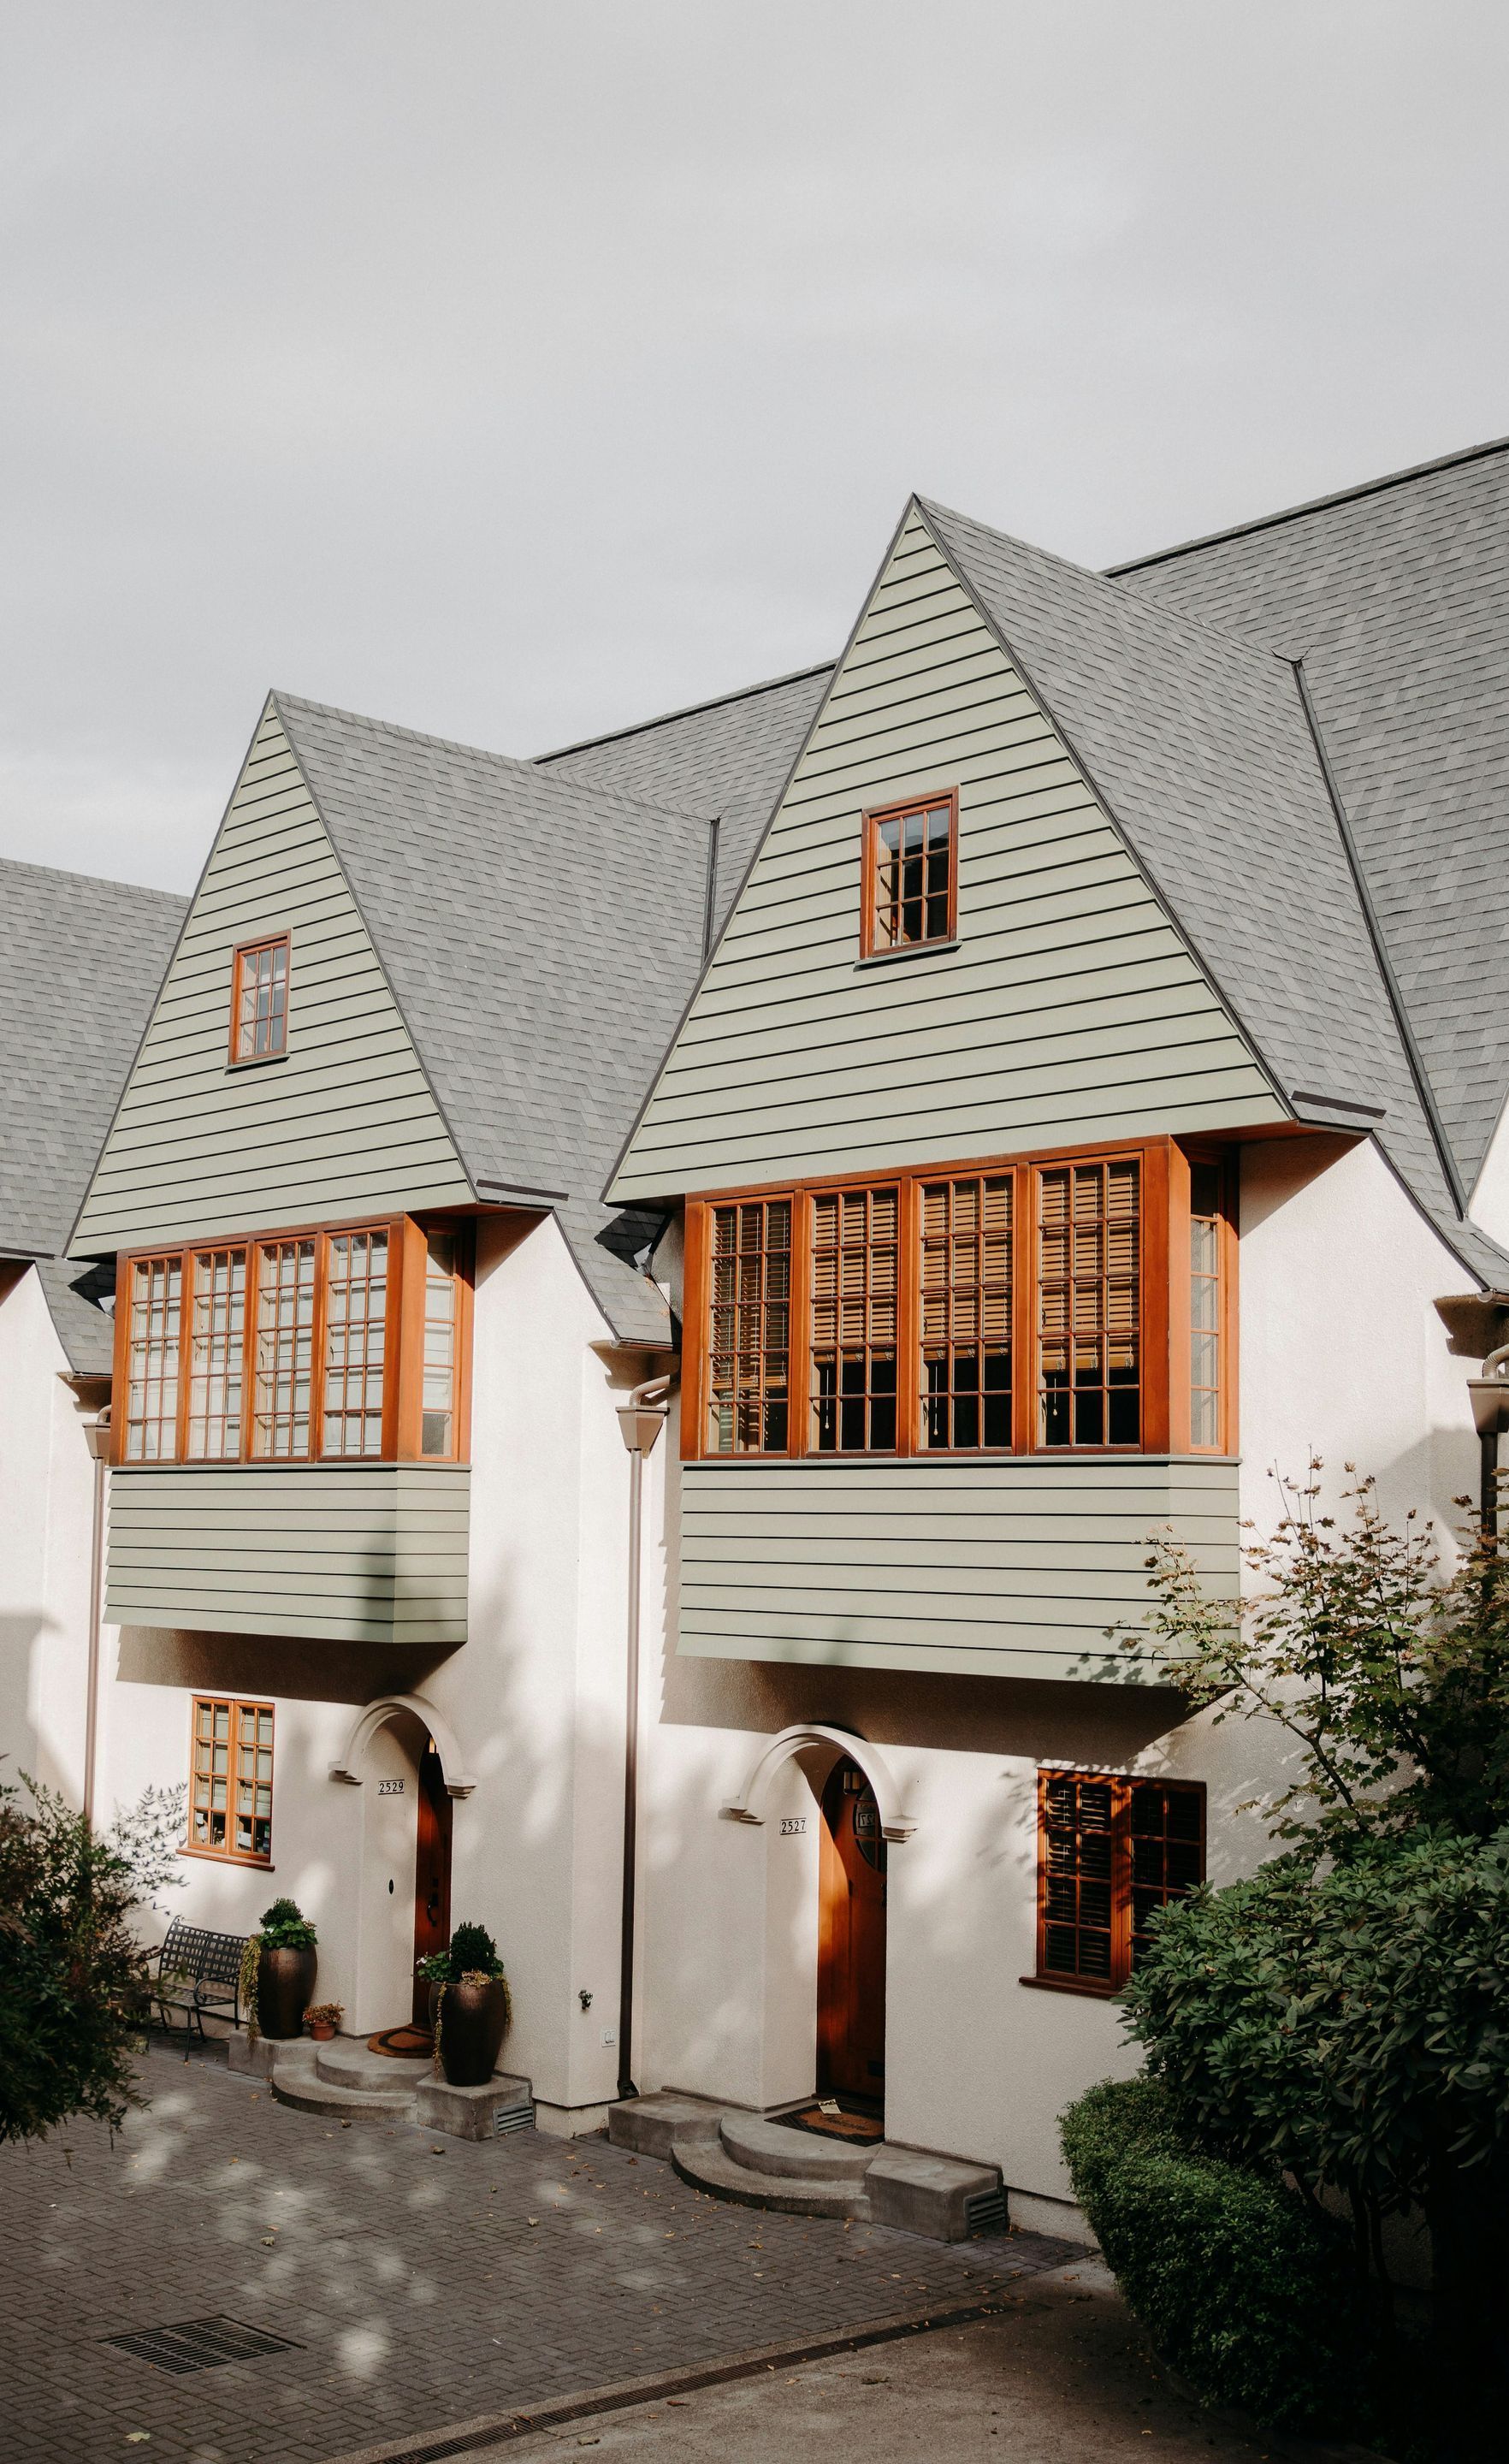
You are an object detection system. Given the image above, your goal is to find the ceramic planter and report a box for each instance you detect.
[257,1944,317,2040]
[429,1976,508,2087]
[308,2020,337,2042]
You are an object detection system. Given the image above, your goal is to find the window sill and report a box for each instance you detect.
[226,1050,290,1072]
[115,1456,471,1472]
[180,1845,275,1871]
[854,939,960,971]
[1018,1972,1125,2001]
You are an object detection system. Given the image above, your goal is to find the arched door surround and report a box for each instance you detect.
[724,1724,916,1841]
[329,1694,476,1795]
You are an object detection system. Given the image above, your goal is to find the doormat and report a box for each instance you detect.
[777,2101,885,2145]
[368,2025,433,2058]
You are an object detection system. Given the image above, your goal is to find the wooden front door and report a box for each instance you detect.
[817,1759,887,2103]
[411,1738,453,2026]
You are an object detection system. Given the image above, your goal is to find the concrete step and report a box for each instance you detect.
[719,2111,873,2184]
[270,2046,416,2123]
[607,2093,725,2162]
[672,2134,871,2222]
[316,2040,430,2092]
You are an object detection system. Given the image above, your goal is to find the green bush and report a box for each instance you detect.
[258,1898,317,1949]
[1062,2079,1364,2429]
[417,1920,504,1984]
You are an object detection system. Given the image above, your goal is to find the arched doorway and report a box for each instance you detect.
[411,1736,453,2026]
[817,1757,886,2108]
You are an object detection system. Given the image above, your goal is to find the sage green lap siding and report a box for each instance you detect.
[72,702,472,1253]
[105,1464,469,1645]
[610,512,1281,1203]
[677,1456,1238,1682]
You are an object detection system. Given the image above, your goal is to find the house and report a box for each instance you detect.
[9,434,1509,2227]
[0,860,185,1810]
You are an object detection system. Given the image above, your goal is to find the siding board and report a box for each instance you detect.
[610,512,1282,1205]
[678,1456,1236,1681]
[105,1464,469,1644]
[72,702,473,1253]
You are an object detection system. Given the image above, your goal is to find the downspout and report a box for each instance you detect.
[81,1410,111,1829]
[614,1373,672,2102]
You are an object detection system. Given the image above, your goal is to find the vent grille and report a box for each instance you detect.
[963,2187,1009,2237]
[493,2099,535,2137]
[106,2316,300,2375]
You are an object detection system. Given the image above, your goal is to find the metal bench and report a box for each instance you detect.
[149,1917,251,2041]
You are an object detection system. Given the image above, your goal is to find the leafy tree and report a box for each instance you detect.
[0,1774,182,2144]
[1134,1463,1509,1855]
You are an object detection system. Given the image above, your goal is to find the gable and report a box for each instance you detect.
[71,701,473,1255]
[609,506,1283,1204]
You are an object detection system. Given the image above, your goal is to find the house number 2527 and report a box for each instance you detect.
[779,1816,807,1836]
[378,1779,405,1796]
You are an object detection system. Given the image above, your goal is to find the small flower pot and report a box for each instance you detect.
[257,1945,317,2040]
[308,2020,337,2042]
[429,1976,508,2087]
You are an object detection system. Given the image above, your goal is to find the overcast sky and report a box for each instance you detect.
[4,2,1507,892]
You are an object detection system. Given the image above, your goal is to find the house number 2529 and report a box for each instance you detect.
[779,1816,807,1836]
[378,1779,405,1796]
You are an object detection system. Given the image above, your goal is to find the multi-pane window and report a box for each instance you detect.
[230,934,290,1063]
[689,1144,1232,1462]
[1038,1159,1140,1448]
[189,1697,274,1864]
[252,1240,317,1457]
[920,1176,1012,1449]
[421,1231,459,1456]
[323,1231,388,1456]
[863,793,956,955]
[810,1186,898,1451]
[123,1258,182,1460]
[1189,1159,1224,1449]
[707,1199,791,1454]
[1034,1770,1204,1993]
[185,1250,246,1459]
[117,1222,466,1466]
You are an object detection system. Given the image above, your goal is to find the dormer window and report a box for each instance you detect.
[230,933,290,1063]
[861,791,957,957]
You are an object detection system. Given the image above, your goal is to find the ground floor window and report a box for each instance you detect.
[187,1697,275,1864]
[1029,1769,1204,1993]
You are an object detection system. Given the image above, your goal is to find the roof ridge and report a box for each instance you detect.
[0,850,188,908]
[918,493,1296,671]
[536,660,835,765]
[1105,431,1509,575]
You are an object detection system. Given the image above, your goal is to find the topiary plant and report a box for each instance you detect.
[258,1898,317,1949]
[447,1921,502,1978]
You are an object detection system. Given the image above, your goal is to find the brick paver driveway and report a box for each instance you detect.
[3,2042,1074,2464]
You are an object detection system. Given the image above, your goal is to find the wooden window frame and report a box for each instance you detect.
[111,1216,473,1470]
[184,1696,275,1869]
[860,789,959,960]
[228,933,291,1066]
[682,1135,1232,1465]
[1024,1768,1206,1998]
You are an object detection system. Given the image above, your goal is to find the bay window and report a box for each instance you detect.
[117,1217,470,1466]
[686,1138,1234,1461]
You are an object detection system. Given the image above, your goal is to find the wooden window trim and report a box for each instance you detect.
[1025,1769,1206,1997]
[185,1696,275,1869]
[683,1136,1223,1466]
[860,789,959,960]
[228,933,291,1067]
[1169,1144,1239,1456]
[111,1216,473,1470]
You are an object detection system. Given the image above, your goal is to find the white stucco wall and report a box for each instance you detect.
[1469,1093,1509,1253]
[633,1131,1487,2206]
[0,1267,98,1804]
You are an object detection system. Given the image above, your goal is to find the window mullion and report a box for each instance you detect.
[790,1193,810,1457]
[1015,1167,1037,1455]
[310,1233,329,1462]
[898,1176,919,1457]
[1112,1778,1133,1989]
[175,1247,193,1466]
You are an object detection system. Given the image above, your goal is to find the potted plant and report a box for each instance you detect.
[304,2001,343,2043]
[246,1898,318,2040]
[418,1922,512,2088]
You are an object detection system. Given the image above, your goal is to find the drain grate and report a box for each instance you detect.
[964,2187,1009,2237]
[106,2316,301,2375]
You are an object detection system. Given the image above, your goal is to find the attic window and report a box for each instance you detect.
[230,933,289,1063]
[861,791,957,957]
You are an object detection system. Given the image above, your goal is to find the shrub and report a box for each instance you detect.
[0,1775,183,2143]
[1062,2078,1364,2429]
[258,1898,317,1949]
[416,1921,505,1986]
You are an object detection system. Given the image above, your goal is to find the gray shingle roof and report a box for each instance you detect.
[0,858,186,1369]
[1111,437,1509,1192]
[274,693,723,1344]
[920,497,1509,1290]
[538,664,832,934]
